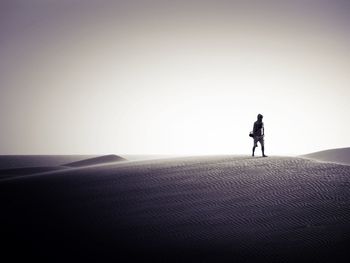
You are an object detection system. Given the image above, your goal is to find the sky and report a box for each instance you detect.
[0,0,349,155]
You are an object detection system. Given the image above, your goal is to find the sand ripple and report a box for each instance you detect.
[1,156,350,262]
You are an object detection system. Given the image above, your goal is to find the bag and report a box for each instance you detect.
[249,131,254,137]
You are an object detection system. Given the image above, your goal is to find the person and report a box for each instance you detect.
[252,114,267,157]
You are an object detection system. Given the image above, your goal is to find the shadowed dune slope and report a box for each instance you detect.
[0,155,97,179]
[0,166,67,180]
[301,147,350,165]
[1,156,350,262]
[0,155,98,169]
[63,154,126,167]
[0,155,126,180]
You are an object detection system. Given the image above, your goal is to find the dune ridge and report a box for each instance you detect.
[63,154,126,167]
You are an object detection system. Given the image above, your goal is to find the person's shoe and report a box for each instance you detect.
[263,155,268,157]
[252,154,254,157]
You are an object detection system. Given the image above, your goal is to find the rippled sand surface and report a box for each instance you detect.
[1,156,350,262]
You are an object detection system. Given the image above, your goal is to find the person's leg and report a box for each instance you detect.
[260,137,267,157]
[252,137,257,156]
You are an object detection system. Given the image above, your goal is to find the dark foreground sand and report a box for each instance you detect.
[1,155,350,262]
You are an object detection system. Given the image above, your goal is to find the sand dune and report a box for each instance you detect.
[0,166,67,180]
[0,155,98,169]
[63,154,126,167]
[301,147,350,165]
[0,155,126,180]
[1,153,350,262]
[0,155,119,180]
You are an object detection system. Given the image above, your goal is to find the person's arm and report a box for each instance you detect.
[262,123,265,136]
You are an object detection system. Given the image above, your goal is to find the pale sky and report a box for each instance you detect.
[0,0,349,155]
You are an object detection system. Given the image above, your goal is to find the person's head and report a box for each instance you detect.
[257,114,263,121]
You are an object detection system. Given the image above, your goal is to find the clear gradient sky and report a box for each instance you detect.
[0,0,349,155]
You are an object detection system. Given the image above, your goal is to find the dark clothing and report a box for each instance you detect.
[253,121,264,136]
[252,115,267,157]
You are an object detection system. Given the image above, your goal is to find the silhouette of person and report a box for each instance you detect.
[252,114,267,157]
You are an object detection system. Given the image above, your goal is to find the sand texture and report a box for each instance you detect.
[1,155,350,262]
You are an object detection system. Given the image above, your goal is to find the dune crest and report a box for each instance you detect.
[63,154,126,167]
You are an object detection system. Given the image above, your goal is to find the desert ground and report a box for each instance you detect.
[1,149,350,262]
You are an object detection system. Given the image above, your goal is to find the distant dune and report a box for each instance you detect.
[1,153,350,262]
[63,154,126,167]
[301,147,350,165]
[0,155,126,180]
[0,155,98,169]
[0,166,67,180]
